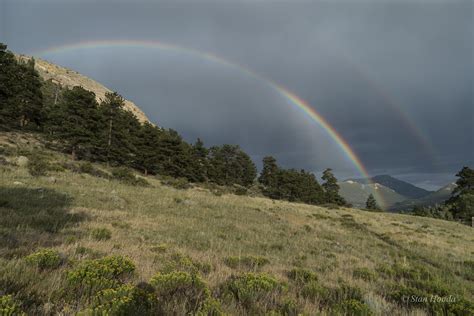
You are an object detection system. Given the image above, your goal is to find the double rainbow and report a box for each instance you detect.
[32,39,384,207]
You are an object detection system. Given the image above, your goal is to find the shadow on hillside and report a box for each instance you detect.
[0,186,87,257]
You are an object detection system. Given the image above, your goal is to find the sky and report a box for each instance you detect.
[1,0,472,190]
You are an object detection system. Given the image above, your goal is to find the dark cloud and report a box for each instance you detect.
[2,0,472,188]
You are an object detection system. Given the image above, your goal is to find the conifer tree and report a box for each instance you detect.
[50,86,101,160]
[207,145,256,187]
[366,194,379,210]
[447,166,474,222]
[100,92,125,164]
[322,168,346,205]
[190,138,209,182]
[0,44,43,129]
[135,122,161,175]
[259,156,279,187]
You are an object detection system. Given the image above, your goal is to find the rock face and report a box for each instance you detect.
[16,54,150,124]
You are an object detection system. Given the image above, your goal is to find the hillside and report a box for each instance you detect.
[350,175,432,199]
[338,180,407,209]
[390,183,456,211]
[15,54,150,124]
[0,132,472,315]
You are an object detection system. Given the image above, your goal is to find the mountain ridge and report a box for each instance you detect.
[348,174,432,199]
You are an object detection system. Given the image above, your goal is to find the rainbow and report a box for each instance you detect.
[329,49,437,163]
[31,39,385,207]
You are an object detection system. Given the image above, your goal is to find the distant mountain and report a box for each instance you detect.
[339,180,407,209]
[350,175,432,199]
[390,183,456,211]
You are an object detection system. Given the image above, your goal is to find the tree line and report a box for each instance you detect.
[410,167,474,224]
[0,42,349,207]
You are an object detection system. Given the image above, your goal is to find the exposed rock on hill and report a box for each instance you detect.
[16,54,150,124]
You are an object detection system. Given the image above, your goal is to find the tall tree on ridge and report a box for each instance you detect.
[322,168,346,206]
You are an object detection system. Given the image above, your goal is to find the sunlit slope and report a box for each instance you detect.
[0,141,472,315]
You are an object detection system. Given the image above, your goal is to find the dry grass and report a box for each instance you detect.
[0,136,473,315]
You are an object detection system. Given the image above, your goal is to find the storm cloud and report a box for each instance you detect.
[1,0,472,188]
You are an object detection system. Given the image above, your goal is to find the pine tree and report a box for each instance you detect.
[190,138,209,182]
[207,145,256,187]
[259,156,279,187]
[50,86,101,160]
[366,194,379,210]
[0,44,43,129]
[99,92,126,164]
[135,122,161,176]
[322,168,346,205]
[447,166,474,222]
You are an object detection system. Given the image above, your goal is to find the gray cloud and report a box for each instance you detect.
[2,0,472,187]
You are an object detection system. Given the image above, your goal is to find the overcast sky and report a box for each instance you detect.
[1,0,472,189]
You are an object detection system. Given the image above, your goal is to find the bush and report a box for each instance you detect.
[232,184,248,196]
[67,256,135,294]
[91,227,112,241]
[78,162,108,178]
[353,267,376,282]
[161,253,212,275]
[220,273,285,312]
[196,298,225,316]
[24,248,62,269]
[278,298,300,316]
[0,295,25,316]
[86,284,157,315]
[224,256,269,270]
[112,167,149,186]
[287,268,318,285]
[160,176,191,190]
[301,281,328,301]
[27,156,51,177]
[149,271,210,314]
[334,299,373,315]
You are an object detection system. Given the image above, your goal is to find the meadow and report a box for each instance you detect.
[0,133,473,315]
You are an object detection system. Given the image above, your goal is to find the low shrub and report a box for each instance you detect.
[287,268,318,285]
[321,203,341,210]
[78,162,108,178]
[334,299,373,315]
[86,284,157,315]
[111,221,131,229]
[232,184,248,196]
[196,297,225,316]
[150,243,168,253]
[353,267,376,282]
[330,284,364,303]
[74,246,104,259]
[161,253,211,275]
[278,298,300,316]
[224,256,269,270]
[220,273,285,312]
[67,256,135,295]
[24,248,62,269]
[301,281,328,301]
[160,177,191,190]
[27,156,51,177]
[112,167,149,186]
[91,228,112,241]
[149,271,210,314]
[0,295,25,316]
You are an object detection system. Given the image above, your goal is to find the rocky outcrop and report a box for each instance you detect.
[16,54,151,124]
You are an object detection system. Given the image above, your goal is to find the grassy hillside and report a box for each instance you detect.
[338,181,407,209]
[0,133,473,315]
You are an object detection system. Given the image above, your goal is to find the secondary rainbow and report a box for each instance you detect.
[32,39,385,207]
